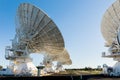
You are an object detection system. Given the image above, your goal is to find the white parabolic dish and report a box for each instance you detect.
[101,0,120,76]
[101,0,120,46]
[16,3,65,54]
[5,3,72,76]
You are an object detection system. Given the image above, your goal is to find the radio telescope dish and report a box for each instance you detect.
[101,0,120,46]
[16,3,65,54]
[101,0,120,76]
[5,3,72,76]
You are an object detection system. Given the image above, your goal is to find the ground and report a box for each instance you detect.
[47,69,120,80]
[49,69,102,76]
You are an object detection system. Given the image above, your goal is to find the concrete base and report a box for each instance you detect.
[9,57,37,76]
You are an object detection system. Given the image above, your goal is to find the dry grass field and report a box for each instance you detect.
[48,69,120,80]
[47,69,102,76]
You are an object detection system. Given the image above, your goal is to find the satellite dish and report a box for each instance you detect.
[101,0,120,76]
[5,3,72,76]
[101,0,120,46]
[15,3,65,54]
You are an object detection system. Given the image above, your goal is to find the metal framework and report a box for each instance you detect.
[101,0,120,76]
[101,0,120,46]
[5,3,72,76]
[15,3,65,54]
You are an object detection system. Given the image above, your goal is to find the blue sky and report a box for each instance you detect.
[0,0,116,68]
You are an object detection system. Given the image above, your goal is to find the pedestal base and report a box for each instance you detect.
[9,57,37,76]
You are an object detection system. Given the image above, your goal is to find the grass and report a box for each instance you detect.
[49,69,102,76]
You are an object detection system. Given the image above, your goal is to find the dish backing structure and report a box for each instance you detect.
[101,0,120,76]
[5,3,72,76]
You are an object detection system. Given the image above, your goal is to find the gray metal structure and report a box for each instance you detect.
[101,0,120,76]
[101,0,120,47]
[5,3,72,76]
[16,3,64,54]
